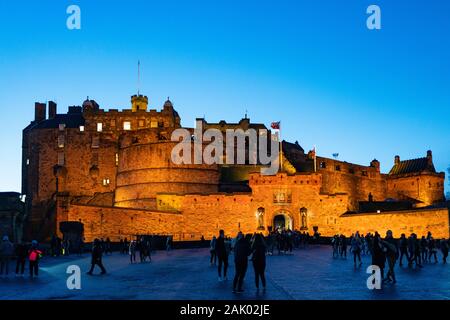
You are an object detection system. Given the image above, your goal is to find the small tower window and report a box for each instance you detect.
[97,123,103,132]
[335,165,341,171]
[320,162,326,169]
[115,153,119,166]
[58,135,65,148]
[102,178,110,186]
[79,125,85,132]
[57,152,65,166]
[92,136,100,148]
[123,121,131,130]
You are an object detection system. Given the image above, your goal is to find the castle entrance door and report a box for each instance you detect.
[273,212,293,231]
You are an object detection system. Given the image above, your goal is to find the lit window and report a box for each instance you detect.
[102,178,110,186]
[58,135,65,148]
[57,152,65,166]
[139,119,145,127]
[79,125,85,132]
[115,153,119,166]
[150,121,158,128]
[123,121,131,130]
[320,162,326,169]
[26,159,30,165]
[59,123,66,131]
[97,123,103,132]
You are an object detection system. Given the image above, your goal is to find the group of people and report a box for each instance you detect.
[210,230,268,293]
[265,229,311,255]
[50,235,87,257]
[331,230,450,285]
[0,236,42,278]
[128,237,153,263]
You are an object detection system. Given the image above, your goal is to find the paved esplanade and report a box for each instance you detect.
[1,246,450,300]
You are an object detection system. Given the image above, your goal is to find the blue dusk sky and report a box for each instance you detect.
[0,0,449,193]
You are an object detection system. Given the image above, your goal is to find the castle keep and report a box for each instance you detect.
[22,95,449,242]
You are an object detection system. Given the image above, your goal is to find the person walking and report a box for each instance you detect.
[440,238,449,264]
[210,236,217,266]
[215,230,229,281]
[0,235,14,277]
[87,238,107,275]
[232,232,251,293]
[351,232,362,267]
[28,240,42,278]
[372,232,386,281]
[398,233,409,267]
[340,234,347,259]
[251,234,267,291]
[15,240,28,276]
[383,230,398,284]
[129,240,137,264]
[428,237,438,263]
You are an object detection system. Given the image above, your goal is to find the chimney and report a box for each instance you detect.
[48,101,57,119]
[370,159,380,172]
[34,102,46,122]
[394,155,400,165]
[427,150,433,165]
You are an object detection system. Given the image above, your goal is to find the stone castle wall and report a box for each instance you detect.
[339,208,450,238]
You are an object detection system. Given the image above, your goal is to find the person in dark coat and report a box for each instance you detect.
[232,232,251,293]
[87,238,106,275]
[371,232,386,281]
[383,230,398,283]
[440,238,449,264]
[215,230,229,281]
[398,233,409,266]
[15,240,28,276]
[251,233,267,290]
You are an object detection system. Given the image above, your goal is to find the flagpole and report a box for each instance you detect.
[314,145,317,173]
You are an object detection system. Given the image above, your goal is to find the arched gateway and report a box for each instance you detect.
[273,210,293,231]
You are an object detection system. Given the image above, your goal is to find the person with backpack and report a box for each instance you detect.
[87,238,106,275]
[28,240,42,278]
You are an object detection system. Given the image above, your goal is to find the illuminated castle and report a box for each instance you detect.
[21,94,448,241]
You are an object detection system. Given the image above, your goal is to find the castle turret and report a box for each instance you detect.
[427,150,433,166]
[394,155,400,165]
[131,94,148,112]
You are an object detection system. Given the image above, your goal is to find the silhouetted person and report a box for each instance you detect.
[129,240,137,263]
[215,230,229,281]
[372,232,386,281]
[351,232,362,267]
[232,232,251,293]
[251,234,267,290]
[15,240,28,276]
[87,238,106,275]
[398,233,409,266]
[383,230,398,283]
[28,240,42,278]
[441,238,449,263]
[0,235,14,277]
[210,236,217,266]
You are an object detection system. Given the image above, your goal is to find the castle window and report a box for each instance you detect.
[79,125,85,132]
[320,162,326,169]
[59,123,66,131]
[362,171,368,176]
[58,135,65,148]
[139,119,145,127]
[335,165,341,171]
[349,168,355,174]
[111,120,116,127]
[97,123,103,132]
[102,178,110,186]
[26,159,30,165]
[151,121,158,128]
[115,153,119,166]
[123,121,131,130]
[57,152,65,166]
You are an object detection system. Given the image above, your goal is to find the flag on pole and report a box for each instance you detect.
[271,121,280,130]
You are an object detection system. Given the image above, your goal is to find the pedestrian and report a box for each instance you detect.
[420,236,428,262]
[440,238,449,264]
[15,240,28,276]
[87,238,106,275]
[351,231,362,267]
[251,233,267,291]
[399,233,409,266]
[215,230,229,281]
[129,240,137,263]
[0,235,14,277]
[340,234,347,258]
[105,238,112,255]
[166,236,172,252]
[332,235,339,258]
[372,232,386,281]
[383,230,398,284]
[210,236,217,266]
[428,237,438,263]
[232,232,251,293]
[28,240,42,278]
